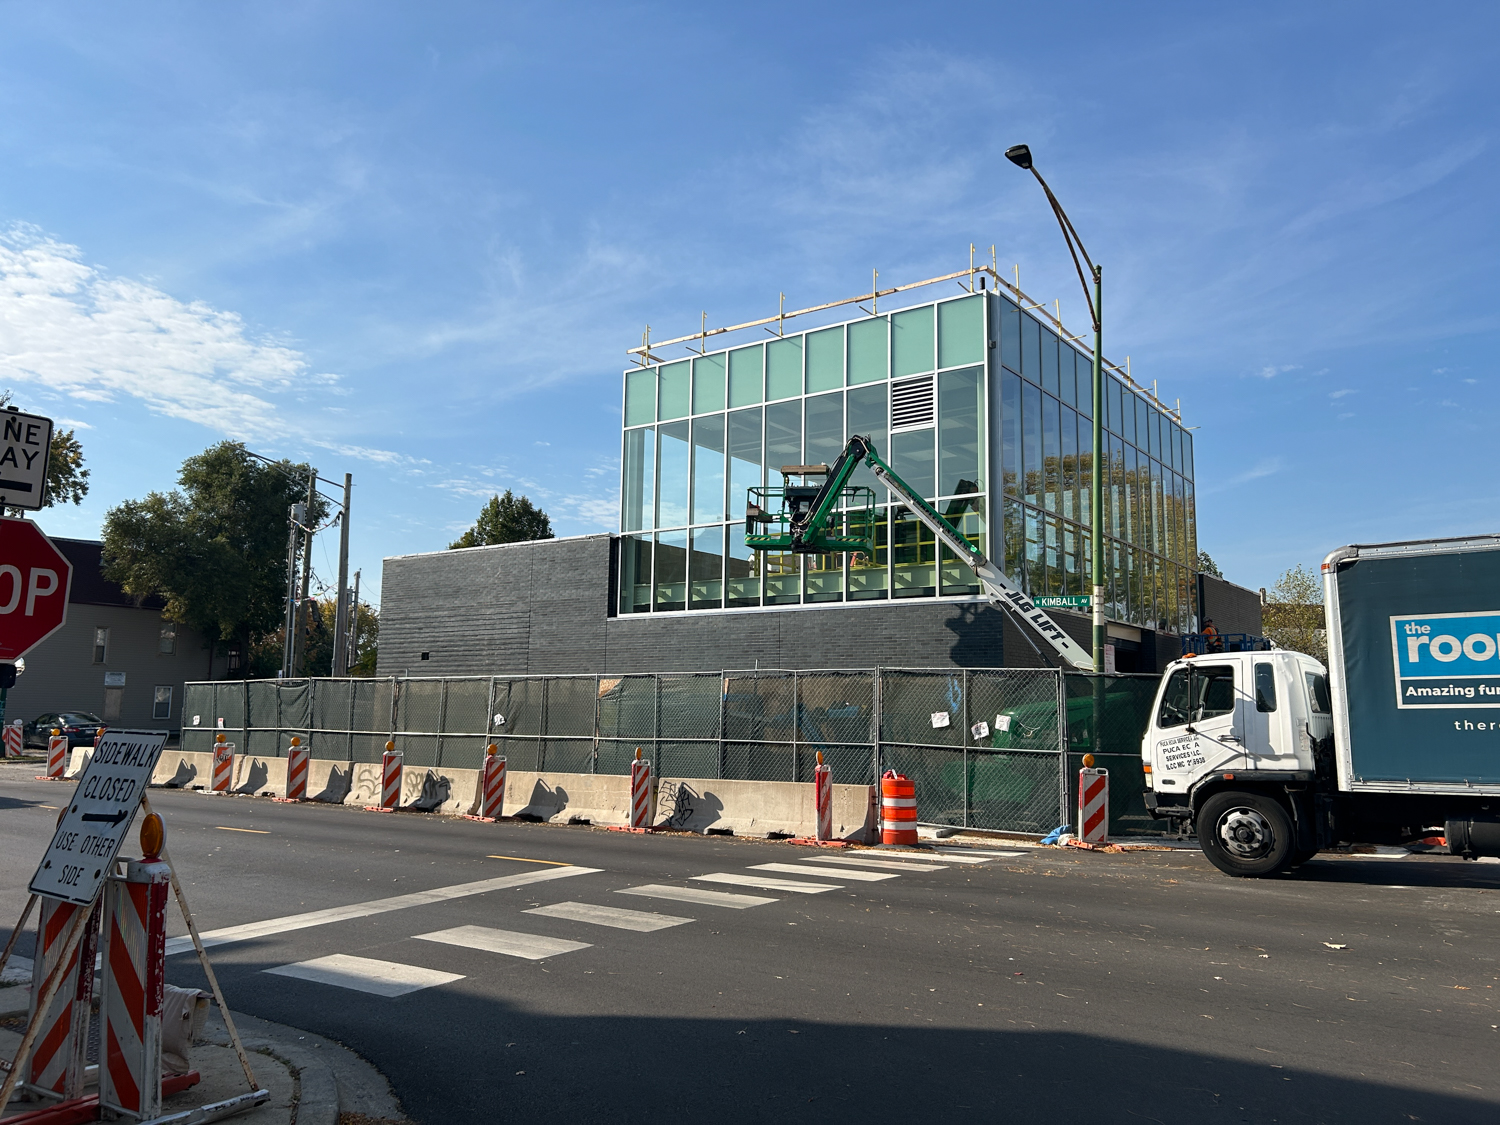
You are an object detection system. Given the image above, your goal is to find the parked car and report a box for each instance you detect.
[24,712,106,749]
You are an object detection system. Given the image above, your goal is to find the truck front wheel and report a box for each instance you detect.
[1198,791,1296,877]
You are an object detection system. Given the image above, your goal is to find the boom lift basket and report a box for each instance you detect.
[746,464,875,555]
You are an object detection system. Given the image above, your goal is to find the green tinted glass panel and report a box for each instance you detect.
[891,428,935,499]
[625,368,655,427]
[1021,315,1040,380]
[728,345,764,408]
[766,336,803,400]
[998,297,1021,373]
[806,327,844,392]
[891,306,934,378]
[692,354,726,415]
[804,392,844,466]
[937,296,984,368]
[659,362,690,420]
[847,317,888,385]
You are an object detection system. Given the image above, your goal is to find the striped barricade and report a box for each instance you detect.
[814,761,833,841]
[629,750,653,829]
[26,897,101,1100]
[1078,766,1109,844]
[3,720,21,757]
[39,732,68,780]
[275,737,310,802]
[464,747,507,822]
[880,770,918,845]
[366,742,402,812]
[210,737,233,793]
[99,857,172,1120]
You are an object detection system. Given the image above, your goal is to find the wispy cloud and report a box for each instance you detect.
[0,223,315,438]
[1328,389,1356,399]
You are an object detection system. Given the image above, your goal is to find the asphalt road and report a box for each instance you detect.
[3,763,1499,1124]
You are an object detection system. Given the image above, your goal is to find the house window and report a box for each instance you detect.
[93,627,109,664]
[153,686,172,720]
[227,645,241,673]
[159,625,176,655]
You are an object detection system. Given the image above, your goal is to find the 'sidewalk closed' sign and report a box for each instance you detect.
[29,729,168,905]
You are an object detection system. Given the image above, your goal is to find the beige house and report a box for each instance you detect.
[4,537,227,735]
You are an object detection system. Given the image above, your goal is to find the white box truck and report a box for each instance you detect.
[1141,535,1500,876]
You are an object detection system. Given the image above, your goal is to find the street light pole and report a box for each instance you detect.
[1005,144,1106,675]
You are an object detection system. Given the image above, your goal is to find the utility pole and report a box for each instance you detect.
[281,501,304,678]
[295,470,316,677]
[332,473,353,676]
[346,569,362,674]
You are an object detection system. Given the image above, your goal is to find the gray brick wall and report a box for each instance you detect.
[1199,573,1264,638]
[380,535,1022,675]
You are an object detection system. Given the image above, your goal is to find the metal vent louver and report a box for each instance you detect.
[890,375,935,430]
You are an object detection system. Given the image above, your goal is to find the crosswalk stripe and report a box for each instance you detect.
[907,851,995,864]
[617,884,776,909]
[265,954,462,997]
[749,862,897,882]
[692,872,841,894]
[524,901,693,932]
[414,925,591,960]
[801,855,951,873]
[167,865,601,956]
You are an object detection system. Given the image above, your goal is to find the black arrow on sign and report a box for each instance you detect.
[81,809,129,826]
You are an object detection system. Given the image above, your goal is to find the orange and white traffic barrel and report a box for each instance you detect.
[210,733,234,793]
[94,726,106,748]
[1078,757,1109,843]
[814,752,833,842]
[99,814,172,1119]
[629,748,653,829]
[284,736,309,801]
[880,770,918,845]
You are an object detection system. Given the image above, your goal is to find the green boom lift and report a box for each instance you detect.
[745,434,1094,670]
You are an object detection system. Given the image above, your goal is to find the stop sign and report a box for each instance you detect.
[0,518,73,661]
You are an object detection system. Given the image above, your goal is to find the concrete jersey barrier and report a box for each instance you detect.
[145,752,876,841]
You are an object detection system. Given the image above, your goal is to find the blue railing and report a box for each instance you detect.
[1180,632,1272,655]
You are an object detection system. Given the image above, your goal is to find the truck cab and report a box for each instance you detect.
[1142,649,1334,875]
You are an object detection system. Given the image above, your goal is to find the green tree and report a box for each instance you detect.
[449,490,553,549]
[102,442,328,675]
[1263,563,1326,664]
[297,594,380,677]
[0,392,90,511]
[1196,550,1223,579]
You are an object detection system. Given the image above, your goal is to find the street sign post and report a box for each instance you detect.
[29,729,169,906]
[0,409,53,512]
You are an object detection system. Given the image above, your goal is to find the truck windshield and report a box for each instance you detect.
[1157,665,1236,728]
[1304,671,1331,714]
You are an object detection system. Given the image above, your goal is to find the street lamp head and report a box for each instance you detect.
[1004,143,1033,170]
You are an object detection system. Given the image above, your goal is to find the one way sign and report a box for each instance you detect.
[0,409,52,512]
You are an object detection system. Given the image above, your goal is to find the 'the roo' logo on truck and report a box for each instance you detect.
[1390,611,1500,708]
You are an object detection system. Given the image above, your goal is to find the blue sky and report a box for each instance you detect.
[0,1,1496,604]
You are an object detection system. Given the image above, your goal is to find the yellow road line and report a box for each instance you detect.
[487,854,571,866]
[216,826,270,834]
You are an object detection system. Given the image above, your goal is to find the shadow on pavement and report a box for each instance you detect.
[165,953,1496,1125]
[1282,856,1500,889]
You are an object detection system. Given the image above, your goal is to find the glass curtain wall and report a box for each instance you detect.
[992,293,1197,633]
[619,289,1197,633]
[619,294,988,613]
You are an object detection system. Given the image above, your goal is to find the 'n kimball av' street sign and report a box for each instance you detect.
[1031,595,1092,611]
[30,729,169,906]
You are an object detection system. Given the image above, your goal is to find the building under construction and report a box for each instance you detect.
[379,264,1258,677]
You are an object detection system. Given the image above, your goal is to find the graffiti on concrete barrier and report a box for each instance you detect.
[658,779,696,829]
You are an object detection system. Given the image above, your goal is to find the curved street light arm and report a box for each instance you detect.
[1028,167,1099,332]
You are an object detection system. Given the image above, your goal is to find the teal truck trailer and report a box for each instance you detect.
[1141,535,1500,876]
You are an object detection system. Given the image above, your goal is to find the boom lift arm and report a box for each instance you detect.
[746,434,1094,670]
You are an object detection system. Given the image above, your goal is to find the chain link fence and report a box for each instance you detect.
[181,668,1162,835]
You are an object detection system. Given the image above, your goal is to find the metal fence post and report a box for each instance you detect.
[435,679,450,769]
[962,667,970,829]
[791,670,799,782]
[871,667,882,785]
[1057,669,1069,830]
[717,671,727,780]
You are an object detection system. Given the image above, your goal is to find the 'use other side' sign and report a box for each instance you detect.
[0,409,53,513]
[30,729,169,906]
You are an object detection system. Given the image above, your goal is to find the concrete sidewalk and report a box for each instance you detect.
[0,987,406,1124]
